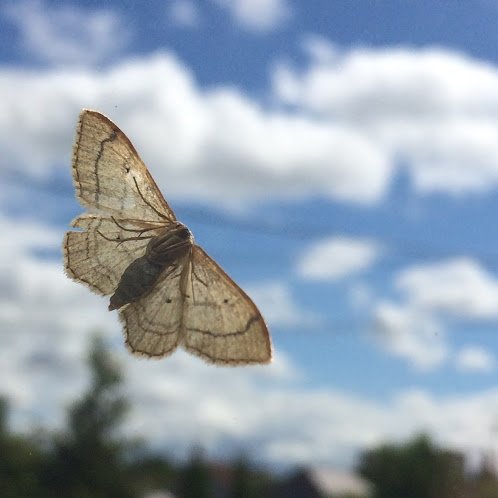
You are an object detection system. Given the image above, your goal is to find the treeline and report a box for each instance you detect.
[1,336,498,498]
[358,434,498,498]
[0,336,272,498]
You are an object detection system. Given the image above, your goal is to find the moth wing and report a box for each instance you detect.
[120,265,185,357]
[182,245,272,365]
[63,214,156,295]
[73,109,175,221]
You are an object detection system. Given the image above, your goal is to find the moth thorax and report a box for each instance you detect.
[146,223,193,266]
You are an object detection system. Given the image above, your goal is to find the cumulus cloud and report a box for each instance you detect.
[168,0,201,28]
[2,215,498,466]
[300,34,339,63]
[3,35,498,208]
[212,0,291,32]
[395,258,498,319]
[374,302,448,370]
[0,212,295,430]
[297,236,381,281]
[247,281,317,327]
[455,346,495,373]
[0,52,391,207]
[7,300,498,469]
[2,0,128,66]
[0,215,117,428]
[273,38,498,196]
[373,257,498,371]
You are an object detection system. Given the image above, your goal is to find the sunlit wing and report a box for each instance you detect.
[182,246,272,365]
[120,265,185,357]
[65,109,273,365]
[72,109,176,222]
[64,214,157,295]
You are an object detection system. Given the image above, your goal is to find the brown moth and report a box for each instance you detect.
[63,109,272,365]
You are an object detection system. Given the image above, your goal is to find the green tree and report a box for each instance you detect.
[127,453,177,497]
[358,434,465,498]
[230,455,273,498]
[180,447,213,498]
[0,397,45,498]
[230,456,255,498]
[468,457,498,498]
[43,335,133,498]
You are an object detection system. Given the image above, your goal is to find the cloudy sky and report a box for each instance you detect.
[3,0,498,470]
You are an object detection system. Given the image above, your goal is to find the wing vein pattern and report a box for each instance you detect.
[183,246,271,365]
[64,109,272,365]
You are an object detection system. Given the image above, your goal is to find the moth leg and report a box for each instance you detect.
[188,254,209,305]
[96,230,155,246]
[110,216,167,235]
[191,257,208,288]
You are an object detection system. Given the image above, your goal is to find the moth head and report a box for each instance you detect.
[173,222,193,243]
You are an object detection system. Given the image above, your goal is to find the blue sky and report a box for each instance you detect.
[3,0,498,470]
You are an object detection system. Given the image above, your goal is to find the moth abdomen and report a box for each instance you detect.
[109,256,163,310]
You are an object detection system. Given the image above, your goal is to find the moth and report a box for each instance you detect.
[63,109,272,365]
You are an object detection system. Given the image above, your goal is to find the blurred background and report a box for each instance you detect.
[2,0,498,496]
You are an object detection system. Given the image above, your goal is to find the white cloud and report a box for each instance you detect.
[0,215,116,428]
[374,302,448,370]
[0,52,390,207]
[213,0,291,32]
[373,257,498,371]
[349,282,374,310]
[4,40,498,207]
[297,236,381,281]
[300,34,339,63]
[388,388,498,455]
[246,281,316,327]
[456,346,495,373]
[1,217,498,467]
[2,0,128,66]
[396,258,498,319]
[168,0,201,28]
[273,40,498,196]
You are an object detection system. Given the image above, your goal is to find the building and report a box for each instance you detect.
[274,467,371,498]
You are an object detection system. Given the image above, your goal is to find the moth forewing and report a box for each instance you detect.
[72,110,176,222]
